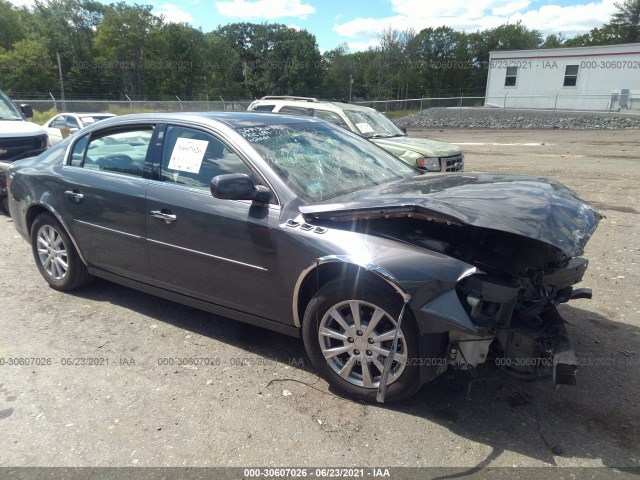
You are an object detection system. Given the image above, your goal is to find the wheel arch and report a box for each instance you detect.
[293,255,411,328]
[26,203,88,266]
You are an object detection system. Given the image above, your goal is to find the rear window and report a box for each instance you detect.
[253,105,275,112]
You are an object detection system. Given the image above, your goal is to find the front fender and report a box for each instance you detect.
[290,225,477,333]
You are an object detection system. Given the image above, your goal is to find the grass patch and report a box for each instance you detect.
[31,108,58,125]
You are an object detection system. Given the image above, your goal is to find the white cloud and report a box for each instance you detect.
[335,0,619,50]
[215,0,315,19]
[346,39,381,52]
[156,3,195,23]
[492,0,531,16]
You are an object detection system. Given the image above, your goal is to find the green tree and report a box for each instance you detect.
[26,0,106,95]
[321,43,353,100]
[202,33,243,98]
[144,23,206,98]
[93,2,162,97]
[541,33,566,49]
[0,39,57,95]
[0,0,26,50]
[217,22,323,98]
[611,0,640,42]
[409,26,472,97]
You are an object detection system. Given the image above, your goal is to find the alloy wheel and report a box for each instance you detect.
[318,299,407,389]
[36,225,68,280]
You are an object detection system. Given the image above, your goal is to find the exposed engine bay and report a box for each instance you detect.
[340,217,593,385]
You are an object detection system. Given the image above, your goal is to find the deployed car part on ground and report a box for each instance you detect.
[42,113,116,146]
[247,96,464,173]
[0,89,48,214]
[8,112,601,402]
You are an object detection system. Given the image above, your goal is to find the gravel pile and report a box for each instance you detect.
[397,107,640,130]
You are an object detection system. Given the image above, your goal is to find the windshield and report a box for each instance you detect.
[236,122,416,201]
[344,108,405,138]
[0,90,23,121]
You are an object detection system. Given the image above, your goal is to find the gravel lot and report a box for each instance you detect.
[397,107,640,130]
[0,128,639,474]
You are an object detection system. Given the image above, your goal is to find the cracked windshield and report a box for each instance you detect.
[238,122,415,201]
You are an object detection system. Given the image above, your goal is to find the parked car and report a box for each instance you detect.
[0,89,48,214]
[247,96,464,172]
[43,113,116,146]
[7,112,601,402]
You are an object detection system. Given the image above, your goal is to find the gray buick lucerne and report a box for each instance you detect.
[7,112,602,402]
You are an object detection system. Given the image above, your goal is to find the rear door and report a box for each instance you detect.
[57,125,156,283]
[145,123,283,320]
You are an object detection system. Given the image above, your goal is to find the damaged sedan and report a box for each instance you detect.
[6,113,602,402]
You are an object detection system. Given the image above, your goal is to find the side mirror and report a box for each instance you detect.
[20,104,34,119]
[400,126,407,134]
[210,173,272,204]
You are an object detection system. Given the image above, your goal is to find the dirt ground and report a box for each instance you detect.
[0,128,639,473]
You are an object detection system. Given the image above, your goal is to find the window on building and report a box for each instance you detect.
[504,66,517,87]
[563,65,579,87]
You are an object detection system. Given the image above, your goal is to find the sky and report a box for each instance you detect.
[9,0,621,52]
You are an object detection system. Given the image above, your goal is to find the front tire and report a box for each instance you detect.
[30,213,92,291]
[302,279,421,402]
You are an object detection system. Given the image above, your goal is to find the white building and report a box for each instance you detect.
[485,43,640,111]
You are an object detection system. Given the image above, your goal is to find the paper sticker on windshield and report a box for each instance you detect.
[167,137,208,173]
[355,122,374,134]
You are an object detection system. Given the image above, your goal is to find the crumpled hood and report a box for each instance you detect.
[371,136,461,157]
[300,173,603,258]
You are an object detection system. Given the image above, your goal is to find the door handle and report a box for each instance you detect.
[64,190,84,202]
[150,210,177,223]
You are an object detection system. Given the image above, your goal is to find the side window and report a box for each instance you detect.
[70,135,90,167]
[504,66,517,87]
[314,110,350,128]
[51,116,66,128]
[280,106,311,116]
[160,125,253,190]
[253,104,275,112]
[66,116,80,128]
[80,127,153,177]
[563,65,579,87]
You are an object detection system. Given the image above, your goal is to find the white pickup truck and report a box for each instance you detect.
[0,89,48,214]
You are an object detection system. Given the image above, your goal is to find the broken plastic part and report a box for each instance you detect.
[376,298,409,403]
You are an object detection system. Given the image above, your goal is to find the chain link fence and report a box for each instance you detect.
[15,93,638,119]
[354,97,485,112]
[14,99,252,115]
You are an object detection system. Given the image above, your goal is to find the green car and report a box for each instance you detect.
[248,96,464,172]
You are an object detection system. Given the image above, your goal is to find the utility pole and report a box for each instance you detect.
[56,52,66,112]
[243,61,249,98]
[349,74,353,103]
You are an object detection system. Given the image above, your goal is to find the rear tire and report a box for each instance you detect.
[30,213,92,291]
[302,279,421,402]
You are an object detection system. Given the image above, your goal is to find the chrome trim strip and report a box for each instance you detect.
[147,238,269,272]
[74,220,144,240]
[291,255,411,328]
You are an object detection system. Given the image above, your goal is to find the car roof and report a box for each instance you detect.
[81,111,329,130]
[251,97,376,114]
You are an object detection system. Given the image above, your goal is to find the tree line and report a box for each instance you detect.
[0,0,638,100]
